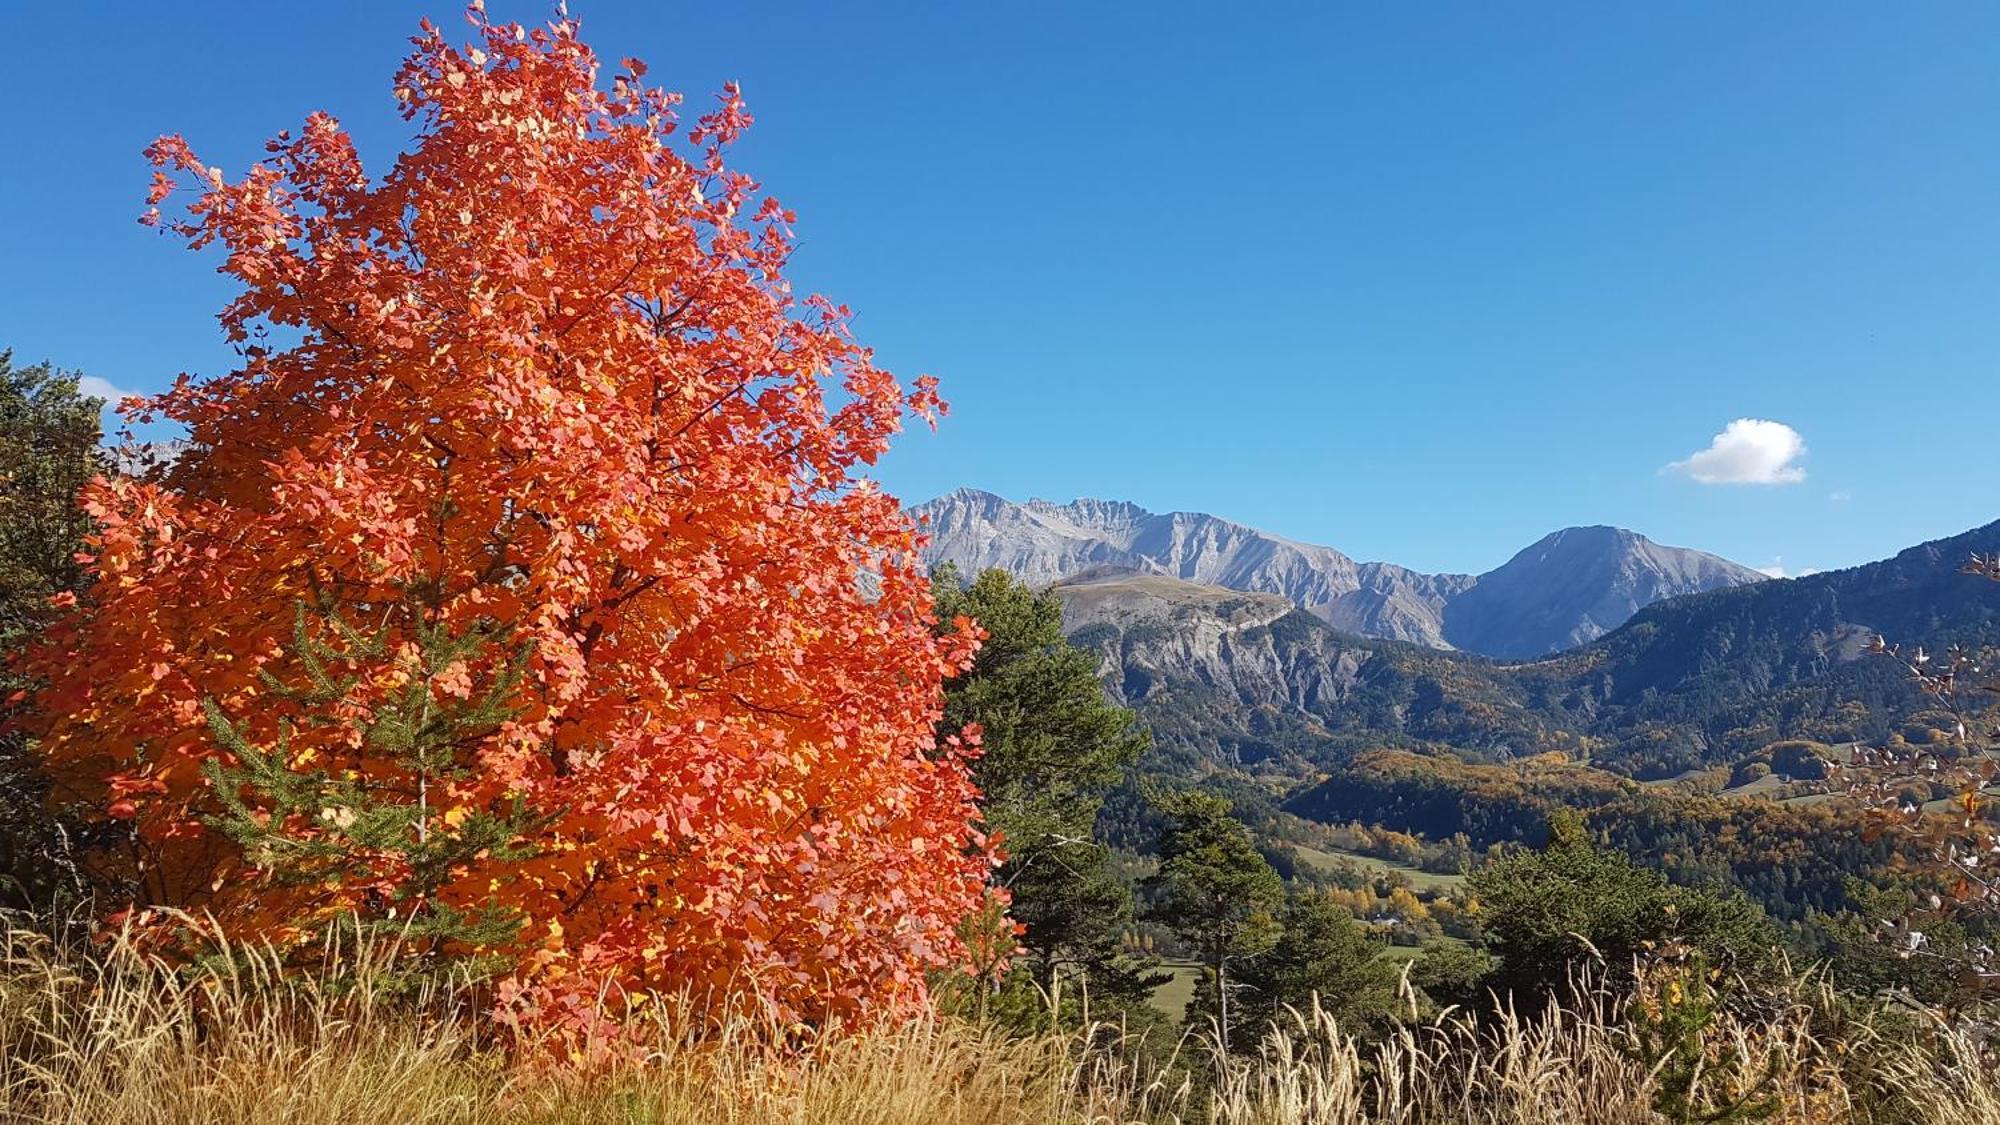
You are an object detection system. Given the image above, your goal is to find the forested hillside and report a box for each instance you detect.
[1060,524,2000,926]
[1063,519,2000,783]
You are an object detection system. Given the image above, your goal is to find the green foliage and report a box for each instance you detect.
[1143,790,1283,1047]
[1227,890,1398,1050]
[0,352,105,905]
[1729,760,1773,787]
[1406,939,1494,1013]
[1624,949,1783,1123]
[1808,880,1991,1009]
[932,566,1163,1025]
[200,601,544,984]
[1765,741,1831,780]
[0,353,101,641]
[1469,810,1777,1009]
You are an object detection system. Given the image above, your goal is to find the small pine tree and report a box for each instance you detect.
[1626,946,1783,1123]
[198,600,544,985]
[1229,890,1399,1052]
[1470,809,1775,1010]
[1144,790,1283,1050]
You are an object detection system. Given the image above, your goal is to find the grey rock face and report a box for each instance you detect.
[1442,525,1769,659]
[912,490,1763,658]
[1052,570,1379,770]
[109,440,190,477]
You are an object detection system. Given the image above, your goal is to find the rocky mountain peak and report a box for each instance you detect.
[1021,495,1152,529]
[1440,525,1768,658]
[913,492,1764,658]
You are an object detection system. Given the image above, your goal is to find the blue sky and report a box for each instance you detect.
[3,3,1995,576]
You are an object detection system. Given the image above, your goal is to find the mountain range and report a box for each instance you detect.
[912,489,1766,659]
[1051,518,2000,788]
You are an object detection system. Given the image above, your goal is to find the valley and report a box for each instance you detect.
[921,491,2000,925]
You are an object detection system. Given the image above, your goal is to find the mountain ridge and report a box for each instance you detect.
[913,489,1764,659]
[1050,516,2000,787]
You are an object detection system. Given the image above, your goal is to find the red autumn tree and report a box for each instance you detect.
[31,6,993,1023]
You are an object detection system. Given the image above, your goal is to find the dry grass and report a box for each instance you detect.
[0,920,1122,1125]
[0,919,1996,1123]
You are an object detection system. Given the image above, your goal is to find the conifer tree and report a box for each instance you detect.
[197,601,544,983]
[932,566,1162,1025]
[1227,891,1398,1052]
[1145,791,1283,1049]
[0,352,104,904]
[1470,810,1774,1009]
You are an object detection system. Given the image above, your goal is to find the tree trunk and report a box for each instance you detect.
[1217,957,1230,1053]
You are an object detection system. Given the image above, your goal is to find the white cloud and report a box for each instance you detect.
[77,375,138,406]
[1665,418,1807,485]
[1755,557,1820,580]
[1829,490,1852,503]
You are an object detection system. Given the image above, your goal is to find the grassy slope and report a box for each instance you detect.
[1150,960,1202,1021]
[1291,843,1467,892]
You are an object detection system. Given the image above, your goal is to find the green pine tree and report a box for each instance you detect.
[200,599,546,986]
[1228,890,1399,1052]
[0,351,106,906]
[932,566,1164,1027]
[1469,809,1775,1010]
[1144,790,1283,1050]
